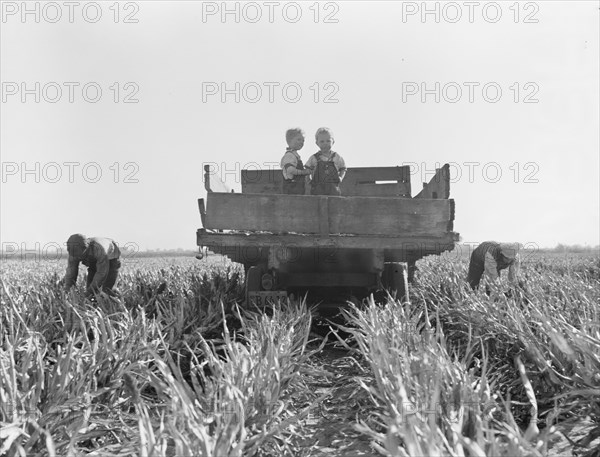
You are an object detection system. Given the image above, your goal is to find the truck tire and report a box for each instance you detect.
[245,265,263,305]
[382,262,409,303]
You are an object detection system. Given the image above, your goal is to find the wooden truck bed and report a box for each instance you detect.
[200,193,454,236]
[197,165,457,295]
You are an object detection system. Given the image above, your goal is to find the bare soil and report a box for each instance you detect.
[290,346,378,456]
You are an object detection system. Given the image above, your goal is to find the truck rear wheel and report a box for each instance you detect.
[245,265,263,305]
[382,262,409,303]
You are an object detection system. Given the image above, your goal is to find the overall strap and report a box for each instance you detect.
[315,151,335,162]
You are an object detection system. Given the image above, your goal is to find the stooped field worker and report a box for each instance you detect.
[467,241,521,290]
[305,127,347,196]
[280,127,312,195]
[64,234,122,296]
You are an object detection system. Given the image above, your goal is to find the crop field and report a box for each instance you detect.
[1,251,599,456]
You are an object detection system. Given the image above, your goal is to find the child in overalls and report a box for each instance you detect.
[305,127,346,196]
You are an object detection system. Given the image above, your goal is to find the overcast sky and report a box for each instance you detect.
[1,1,598,252]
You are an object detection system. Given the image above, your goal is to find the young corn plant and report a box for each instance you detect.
[130,299,321,457]
[344,296,561,456]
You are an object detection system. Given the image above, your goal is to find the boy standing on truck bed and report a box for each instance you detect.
[305,127,347,196]
[280,128,312,195]
[467,241,520,290]
[63,234,122,296]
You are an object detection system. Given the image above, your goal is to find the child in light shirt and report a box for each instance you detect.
[280,128,311,195]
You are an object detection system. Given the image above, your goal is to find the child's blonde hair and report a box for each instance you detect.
[286,128,305,144]
[315,127,334,141]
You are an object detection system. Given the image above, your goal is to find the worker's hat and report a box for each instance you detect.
[66,234,86,252]
[499,243,521,260]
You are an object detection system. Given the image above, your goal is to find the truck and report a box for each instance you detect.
[197,164,458,312]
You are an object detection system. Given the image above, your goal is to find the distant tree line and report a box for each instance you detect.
[121,248,199,258]
[542,244,600,254]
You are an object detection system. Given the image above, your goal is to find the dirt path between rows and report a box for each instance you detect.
[291,345,378,457]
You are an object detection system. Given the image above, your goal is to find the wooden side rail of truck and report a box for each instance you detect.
[197,164,458,309]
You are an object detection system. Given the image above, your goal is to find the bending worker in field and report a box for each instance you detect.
[64,234,122,296]
[467,241,521,290]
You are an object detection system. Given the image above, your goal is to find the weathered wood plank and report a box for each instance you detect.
[318,197,329,235]
[197,229,459,247]
[206,193,320,233]
[242,167,412,197]
[343,167,411,183]
[341,183,411,197]
[204,193,453,236]
[242,169,282,194]
[197,198,206,228]
[328,196,451,236]
[448,199,455,232]
[341,166,411,197]
[242,181,282,194]
[196,229,458,264]
[415,164,450,199]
